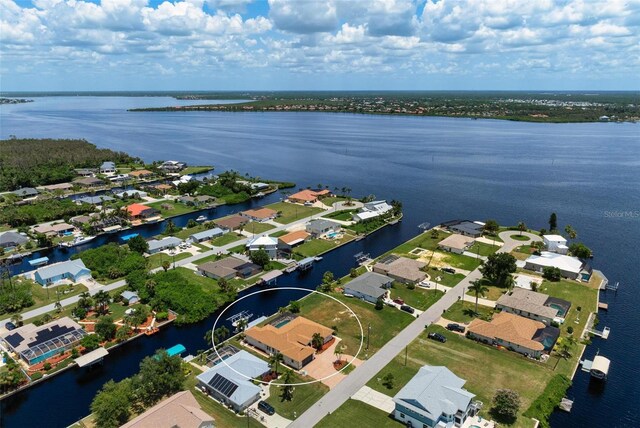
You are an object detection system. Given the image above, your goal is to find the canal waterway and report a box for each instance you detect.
[0,96,639,427]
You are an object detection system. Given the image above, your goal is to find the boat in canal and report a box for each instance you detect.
[59,235,96,248]
[196,215,207,222]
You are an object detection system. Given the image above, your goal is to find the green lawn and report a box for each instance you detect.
[245,221,275,234]
[298,292,414,357]
[271,230,288,238]
[174,223,210,240]
[322,210,356,221]
[389,230,452,255]
[180,166,213,175]
[147,201,196,217]
[320,196,347,207]
[210,233,243,247]
[468,241,500,257]
[266,371,329,419]
[389,284,443,311]
[443,300,495,323]
[509,233,531,241]
[24,280,88,312]
[426,267,466,287]
[442,252,483,271]
[367,326,551,427]
[147,252,192,269]
[267,202,325,224]
[317,399,400,428]
[465,284,507,301]
[293,239,337,258]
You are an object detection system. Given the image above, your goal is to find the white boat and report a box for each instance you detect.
[59,235,96,247]
[196,215,207,222]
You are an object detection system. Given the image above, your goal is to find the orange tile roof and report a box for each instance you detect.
[279,230,310,245]
[288,189,330,202]
[121,391,213,428]
[467,312,545,351]
[245,317,333,363]
[127,203,153,217]
[128,169,153,177]
[241,207,278,219]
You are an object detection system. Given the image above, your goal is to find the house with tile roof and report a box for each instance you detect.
[438,234,475,254]
[287,189,330,204]
[277,230,310,251]
[373,255,427,284]
[240,207,278,222]
[121,390,214,428]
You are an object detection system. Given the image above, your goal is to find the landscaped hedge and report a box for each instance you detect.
[523,374,571,428]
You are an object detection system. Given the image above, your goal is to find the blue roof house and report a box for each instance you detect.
[196,350,270,412]
[100,161,116,174]
[121,291,140,305]
[34,259,92,286]
[393,365,481,428]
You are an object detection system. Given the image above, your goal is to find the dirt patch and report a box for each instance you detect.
[417,250,449,268]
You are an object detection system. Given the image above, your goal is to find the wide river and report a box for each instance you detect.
[0,97,639,427]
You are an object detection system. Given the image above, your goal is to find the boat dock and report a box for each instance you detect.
[28,257,49,267]
[354,252,372,265]
[559,398,574,412]
[588,326,610,339]
[581,355,611,380]
[258,269,283,285]
[228,310,252,327]
[297,257,315,271]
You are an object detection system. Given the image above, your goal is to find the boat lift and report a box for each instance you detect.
[354,252,371,265]
[227,310,252,328]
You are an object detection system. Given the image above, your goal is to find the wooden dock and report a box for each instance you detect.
[598,302,609,311]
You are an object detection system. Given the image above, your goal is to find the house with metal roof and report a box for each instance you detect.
[353,200,393,222]
[246,235,278,258]
[188,227,225,243]
[543,234,569,254]
[33,259,91,286]
[393,365,479,428]
[11,187,39,199]
[100,161,116,174]
[524,251,590,280]
[442,220,484,238]
[305,219,341,237]
[121,291,140,305]
[373,255,427,284]
[196,350,270,412]
[496,288,571,325]
[76,195,115,205]
[0,231,29,249]
[115,190,148,199]
[343,271,392,304]
[147,237,182,254]
[121,390,214,428]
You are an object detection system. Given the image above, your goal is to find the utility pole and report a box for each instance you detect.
[404,346,408,366]
[366,323,371,350]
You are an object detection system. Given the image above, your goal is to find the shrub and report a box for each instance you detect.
[492,389,521,421]
[155,311,168,321]
[542,267,562,281]
[43,362,52,371]
[523,375,571,428]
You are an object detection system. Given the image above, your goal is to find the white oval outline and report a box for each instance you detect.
[211,286,364,387]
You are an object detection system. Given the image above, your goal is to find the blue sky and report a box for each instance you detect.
[1,0,639,91]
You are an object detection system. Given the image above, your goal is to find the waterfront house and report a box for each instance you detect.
[343,271,392,304]
[0,317,87,366]
[33,259,91,286]
[373,255,426,284]
[442,220,484,238]
[177,195,215,207]
[126,203,158,220]
[128,169,153,179]
[121,390,214,428]
[74,177,104,187]
[114,190,148,199]
[246,235,278,258]
[76,195,115,205]
[74,168,97,177]
[305,219,341,237]
[392,365,479,428]
[467,312,559,358]
[100,161,116,174]
[196,350,270,412]
[214,214,249,231]
[543,234,569,254]
[244,316,334,369]
[197,257,261,280]
[277,230,310,251]
[12,187,39,199]
[32,222,75,236]
[353,200,394,222]
[188,227,225,243]
[39,182,74,192]
[0,231,29,249]
[496,288,571,325]
[147,236,182,254]
[524,251,591,280]
[240,207,278,222]
[438,234,475,254]
[121,291,140,305]
[288,189,330,204]
[160,160,187,172]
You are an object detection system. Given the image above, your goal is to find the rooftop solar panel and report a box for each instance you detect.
[208,373,239,398]
[5,332,24,348]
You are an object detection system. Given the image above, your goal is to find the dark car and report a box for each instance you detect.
[446,323,465,333]
[4,322,16,331]
[400,304,415,314]
[428,332,447,343]
[442,267,456,274]
[258,400,275,416]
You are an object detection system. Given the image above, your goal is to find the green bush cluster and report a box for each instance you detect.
[523,374,572,428]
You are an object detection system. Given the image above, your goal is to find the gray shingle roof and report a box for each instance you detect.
[344,272,392,299]
[190,227,224,241]
[12,187,38,197]
[0,231,29,247]
[496,288,562,319]
[147,237,182,252]
[35,259,88,281]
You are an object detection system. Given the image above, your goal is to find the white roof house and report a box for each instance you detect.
[524,251,586,279]
[246,235,278,257]
[353,200,394,222]
[147,237,182,254]
[543,235,569,254]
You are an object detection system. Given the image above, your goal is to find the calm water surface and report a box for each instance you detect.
[1,97,639,427]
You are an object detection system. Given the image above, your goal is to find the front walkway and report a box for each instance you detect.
[351,385,395,414]
[245,383,292,428]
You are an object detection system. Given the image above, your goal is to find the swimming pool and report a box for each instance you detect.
[274,319,292,328]
[327,232,340,239]
[548,303,567,316]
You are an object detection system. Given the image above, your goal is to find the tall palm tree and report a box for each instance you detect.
[468,279,489,314]
[93,290,111,315]
[564,225,577,240]
[269,352,284,376]
[311,332,324,351]
[517,221,527,236]
[10,313,23,327]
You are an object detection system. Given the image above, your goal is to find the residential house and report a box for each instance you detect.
[76,195,115,205]
[100,161,116,174]
[70,214,97,227]
[0,231,29,249]
[443,220,484,238]
[121,390,214,428]
[197,257,261,280]
[543,234,569,254]
[496,288,571,325]
[121,291,140,305]
[373,255,426,284]
[126,203,158,220]
[214,215,249,231]
[246,235,278,258]
[177,195,215,207]
[39,182,73,192]
[393,365,479,428]
[438,234,475,254]
[147,237,182,254]
[196,350,270,412]
[160,160,186,172]
[0,317,87,366]
[33,259,91,286]
[188,227,226,243]
[343,272,392,304]
[128,169,153,179]
[11,187,39,199]
[353,200,394,222]
[524,251,591,280]
[277,230,310,251]
[74,168,97,177]
[152,183,173,193]
[115,190,148,199]
[244,316,334,369]
[305,219,341,237]
[287,189,330,204]
[74,177,104,187]
[240,207,278,222]
[33,222,75,236]
[467,312,559,358]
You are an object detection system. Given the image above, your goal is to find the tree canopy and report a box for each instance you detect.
[480,253,517,287]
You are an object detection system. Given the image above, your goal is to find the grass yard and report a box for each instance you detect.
[266,371,329,419]
[293,234,356,258]
[317,399,400,428]
[389,284,443,311]
[320,196,347,207]
[322,210,356,221]
[367,326,551,427]
[210,233,243,247]
[270,230,288,237]
[245,221,275,234]
[389,230,452,255]
[509,233,531,241]
[468,241,500,257]
[298,292,414,356]
[267,201,325,224]
[443,300,495,324]
[427,267,466,287]
[443,252,483,271]
[466,284,507,301]
[26,280,88,312]
[147,251,192,270]
[180,166,213,175]
[147,201,196,217]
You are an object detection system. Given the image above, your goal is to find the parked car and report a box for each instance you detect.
[442,267,456,274]
[428,332,447,343]
[446,323,466,333]
[4,321,16,331]
[258,400,275,416]
[400,305,415,314]
[393,298,405,305]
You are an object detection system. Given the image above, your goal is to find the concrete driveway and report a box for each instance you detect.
[304,338,362,389]
[351,386,395,414]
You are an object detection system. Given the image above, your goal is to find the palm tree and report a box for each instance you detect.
[10,313,23,327]
[517,221,527,236]
[468,279,489,314]
[280,369,294,402]
[311,332,324,351]
[93,290,111,315]
[334,342,344,363]
[237,317,248,332]
[54,301,62,313]
[269,352,284,376]
[213,326,229,345]
[564,225,577,240]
